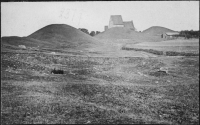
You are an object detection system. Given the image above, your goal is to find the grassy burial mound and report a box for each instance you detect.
[28,24,102,50]
[95,27,166,42]
[2,24,103,53]
[139,26,178,42]
[142,26,176,35]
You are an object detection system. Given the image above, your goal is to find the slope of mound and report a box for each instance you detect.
[28,24,101,50]
[95,27,141,40]
[1,36,53,48]
[142,26,176,35]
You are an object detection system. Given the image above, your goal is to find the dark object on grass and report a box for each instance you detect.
[149,70,168,77]
[51,68,64,74]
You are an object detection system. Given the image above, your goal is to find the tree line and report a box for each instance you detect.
[78,28,100,36]
[179,30,199,39]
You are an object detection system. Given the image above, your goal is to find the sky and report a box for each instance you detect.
[1,1,199,37]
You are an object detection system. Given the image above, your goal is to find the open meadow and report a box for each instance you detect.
[1,45,199,124]
[123,39,199,54]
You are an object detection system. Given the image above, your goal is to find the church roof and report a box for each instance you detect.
[123,21,135,29]
[110,15,124,25]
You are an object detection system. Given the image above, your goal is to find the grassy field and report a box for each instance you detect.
[122,39,199,56]
[123,46,199,53]
[134,39,199,46]
[1,49,199,124]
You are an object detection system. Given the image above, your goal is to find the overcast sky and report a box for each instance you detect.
[1,1,199,37]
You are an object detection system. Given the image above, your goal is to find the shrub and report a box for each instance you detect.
[166,51,180,56]
[148,49,163,55]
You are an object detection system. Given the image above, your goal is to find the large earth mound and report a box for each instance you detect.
[28,24,101,50]
[2,24,102,52]
[142,26,176,35]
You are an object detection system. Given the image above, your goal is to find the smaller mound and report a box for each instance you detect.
[142,26,176,35]
[95,27,141,40]
[95,27,165,42]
